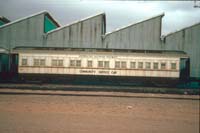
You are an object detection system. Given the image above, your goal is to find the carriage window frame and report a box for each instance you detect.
[115,61,126,69]
[87,60,93,68]
[33,58,45,67]
[58,60,63,67]
[161,62,166,70]
[70,60,81,67]
[104,61,109,68]
[21,58,28,66]
[52,59,57,67]
[40,59,45,66]
[138,62,143,69]
[115,61,120,68]
[171,63,177,70]
[70,60,76,67]
[145,62,151,69]
[52,59,63,67]
[98,61,103,68]
[130,62,136,69]
[76,60,81,67]
[153,62,159,70]
[121,61,127,68]
[33,59,40,66]
[98,61,109,68]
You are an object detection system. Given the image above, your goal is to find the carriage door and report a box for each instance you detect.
[0,53,9,80]
[10,54,19,77]
[180,58,190,81]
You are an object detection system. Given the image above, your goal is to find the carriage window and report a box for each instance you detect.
[87,60,93,68]
[138,62,143,69]
[161,63,166,70]
[52,60,57,66]
[130,62,136,69]
[115,61,126,69]
[171,63,176,70]
[58,60,63,67]
[70,60,81,67]
[104,61,109,68]
[34,59,40,66]
[153,62,158,69]
[33,59,45,66]
[98,61,103,68]
[22,58,28,66]
[145,62,151,69]
[98,61,109,68]
[70,60,75,67]
[40,59,45,66]
[52,59,63,67]
[121,61,127,68]
[115,61,120,68]
[76,60,81,67]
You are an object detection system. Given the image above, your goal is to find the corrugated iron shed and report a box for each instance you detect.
[0,11,199,78]
[103,13,164,50]
[162,22,200,78]
[45,12,106,48]
[0,11,60,50]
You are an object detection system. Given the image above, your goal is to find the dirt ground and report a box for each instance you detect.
[0,91,199,133]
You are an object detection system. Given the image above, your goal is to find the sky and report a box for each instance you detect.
[0,0,200,34]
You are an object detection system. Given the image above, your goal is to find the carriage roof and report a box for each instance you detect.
[12,47,189,58]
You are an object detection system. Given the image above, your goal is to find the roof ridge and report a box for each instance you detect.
[0,10,60,29]
[0,16,10,23]
[104,13,164,36]
[46,12,105,35]
[162,21,200,37]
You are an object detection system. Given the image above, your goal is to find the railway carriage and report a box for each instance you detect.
[11,47,190,87]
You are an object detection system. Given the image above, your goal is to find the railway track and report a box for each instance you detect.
[0,83,199,95]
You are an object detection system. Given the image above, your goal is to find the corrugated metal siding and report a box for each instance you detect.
[45,14,105,48]
[163,24,200,78]
[0,14,45,49]
[104,16,162,50]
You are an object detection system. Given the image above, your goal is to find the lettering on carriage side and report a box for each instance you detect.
[98,70,110,74]
[79,69,117,75]
[79,70,96,74]
[111,71,117,74]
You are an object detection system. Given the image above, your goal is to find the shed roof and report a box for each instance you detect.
[105,13,164,37]
[162,21,200,38]
[0,11,60,30]
[0,16,10,23]
[46,12,106,35]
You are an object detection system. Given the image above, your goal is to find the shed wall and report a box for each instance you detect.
[104,16,162,50]
[0,14,45,50]
[45,14,105,48]
[163,24,200,78]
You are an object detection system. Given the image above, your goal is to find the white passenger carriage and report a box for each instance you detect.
[13,47,190,86]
